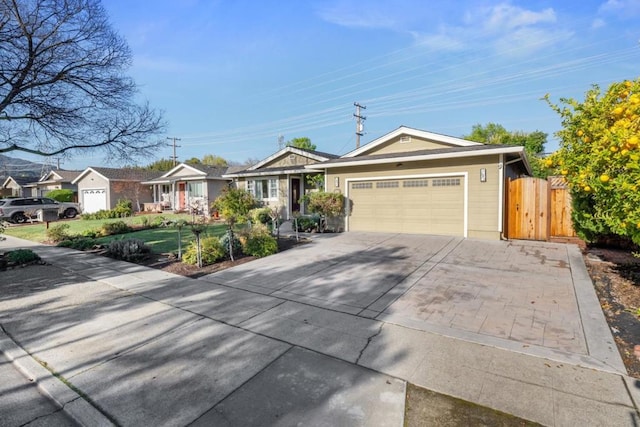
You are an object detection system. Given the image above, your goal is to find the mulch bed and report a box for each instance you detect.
[583,246,640,378]
[136,236,308,279]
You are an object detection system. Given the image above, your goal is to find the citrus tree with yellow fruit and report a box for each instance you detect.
[545,79,640,245]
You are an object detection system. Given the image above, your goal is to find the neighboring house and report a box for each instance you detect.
[223,146,339,219]
[72,167,161,214]
[306,126,530,240]
[23,170,81,199]
[1,176,33,197]
[141,163,231,216]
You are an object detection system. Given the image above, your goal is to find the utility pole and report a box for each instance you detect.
[167,137,182,166]
[354,102,366,149]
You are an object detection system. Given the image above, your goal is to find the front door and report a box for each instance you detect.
[178,182,186,210]
[291,178,300,213]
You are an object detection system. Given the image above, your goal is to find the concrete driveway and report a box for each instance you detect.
[1,232,638,426]
[202,233,617,369]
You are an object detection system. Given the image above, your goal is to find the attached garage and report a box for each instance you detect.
[81,188,107,213]
[347,175,466,236]
[306,126,531,240]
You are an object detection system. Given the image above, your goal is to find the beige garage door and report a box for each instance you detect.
[348,177,465,236]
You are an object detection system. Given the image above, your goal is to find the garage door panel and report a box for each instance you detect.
[82,189,107,214]
[348,177,464,236]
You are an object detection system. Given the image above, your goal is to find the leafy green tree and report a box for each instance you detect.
[185,157,202,165]
[143,158,174,171]
[287,137,316,151]
[545,79,640,245]
[202,154,229,167]
[46,189,74,202]
[211,188,258,260]
[464,123,548,178]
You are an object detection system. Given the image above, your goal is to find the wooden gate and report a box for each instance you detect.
[506,176,576,241]
[549,176,577,238]
[506,177,549,241]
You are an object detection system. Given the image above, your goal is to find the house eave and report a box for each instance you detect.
[306,146,526,169]
[224,168,309,178]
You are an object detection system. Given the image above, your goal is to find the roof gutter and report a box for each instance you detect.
[305,146,525,169]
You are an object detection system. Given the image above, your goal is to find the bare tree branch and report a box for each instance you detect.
[0,0,166,162]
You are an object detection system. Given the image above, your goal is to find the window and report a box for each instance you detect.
[432,178,461,187]
[403,180,428,187]
[352,182,373,189]
[188,182,204,197]
[376,181,399,188]
[248,178,278,199]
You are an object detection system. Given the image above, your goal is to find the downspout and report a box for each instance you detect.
[498,154,505,239]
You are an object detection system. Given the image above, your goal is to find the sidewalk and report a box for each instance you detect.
[1,234,639,426]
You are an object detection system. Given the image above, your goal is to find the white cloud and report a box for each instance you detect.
[480,4,556,32]
[316,3,398,30]
[599,0,640,16]
[591,18,606,29]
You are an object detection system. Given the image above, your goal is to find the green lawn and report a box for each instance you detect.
[94,223,228,254]
[3,213,228,254]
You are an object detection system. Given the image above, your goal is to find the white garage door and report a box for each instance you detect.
[348,176,465,236]
[82,189,107,213]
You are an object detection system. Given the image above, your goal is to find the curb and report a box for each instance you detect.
[0,328,114,427]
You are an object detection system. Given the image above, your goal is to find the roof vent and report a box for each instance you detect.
[400,136,411,144]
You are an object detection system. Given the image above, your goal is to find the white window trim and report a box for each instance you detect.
[247,177,278,201]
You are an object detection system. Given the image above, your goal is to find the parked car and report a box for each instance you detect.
[0,197,81,223]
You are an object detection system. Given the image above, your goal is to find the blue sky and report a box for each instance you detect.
[48,1,640,169]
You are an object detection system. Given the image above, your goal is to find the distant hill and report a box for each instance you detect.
[0,154,50,181]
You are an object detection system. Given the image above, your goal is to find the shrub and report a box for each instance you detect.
[6,249,40,264]
[46,224,71,243]
[107,238,151,262]
[46,189,74,202]
[220,229,243,258]
[100,221,131,236]
[81,228,100,238]
[139,216,150,228]
[113,199,133,217]
[212,188,258,225]
[249,207,271,225]
[57,237,96,250]
[182,236,225,266]
[151,216,168,228]
[243,225,278,258]
[82,199,133,220]
[294,215,321,232]
[302,191,344,217]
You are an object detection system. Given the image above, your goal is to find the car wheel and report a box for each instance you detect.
[12,212,27,224]
[64,208,77,219]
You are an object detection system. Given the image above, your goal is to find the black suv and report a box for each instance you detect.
[0,197,81,223]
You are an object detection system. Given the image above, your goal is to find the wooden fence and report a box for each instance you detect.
[506,176,577,241]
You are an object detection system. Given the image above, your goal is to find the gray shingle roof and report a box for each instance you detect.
[90,167,162,181]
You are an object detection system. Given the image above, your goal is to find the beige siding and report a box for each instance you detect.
[327,155,501,239]
[362,135,456,156]
[206,180,228,204]
[263,153,318,168]
[170,166,205,178]
[76,171,109,210]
